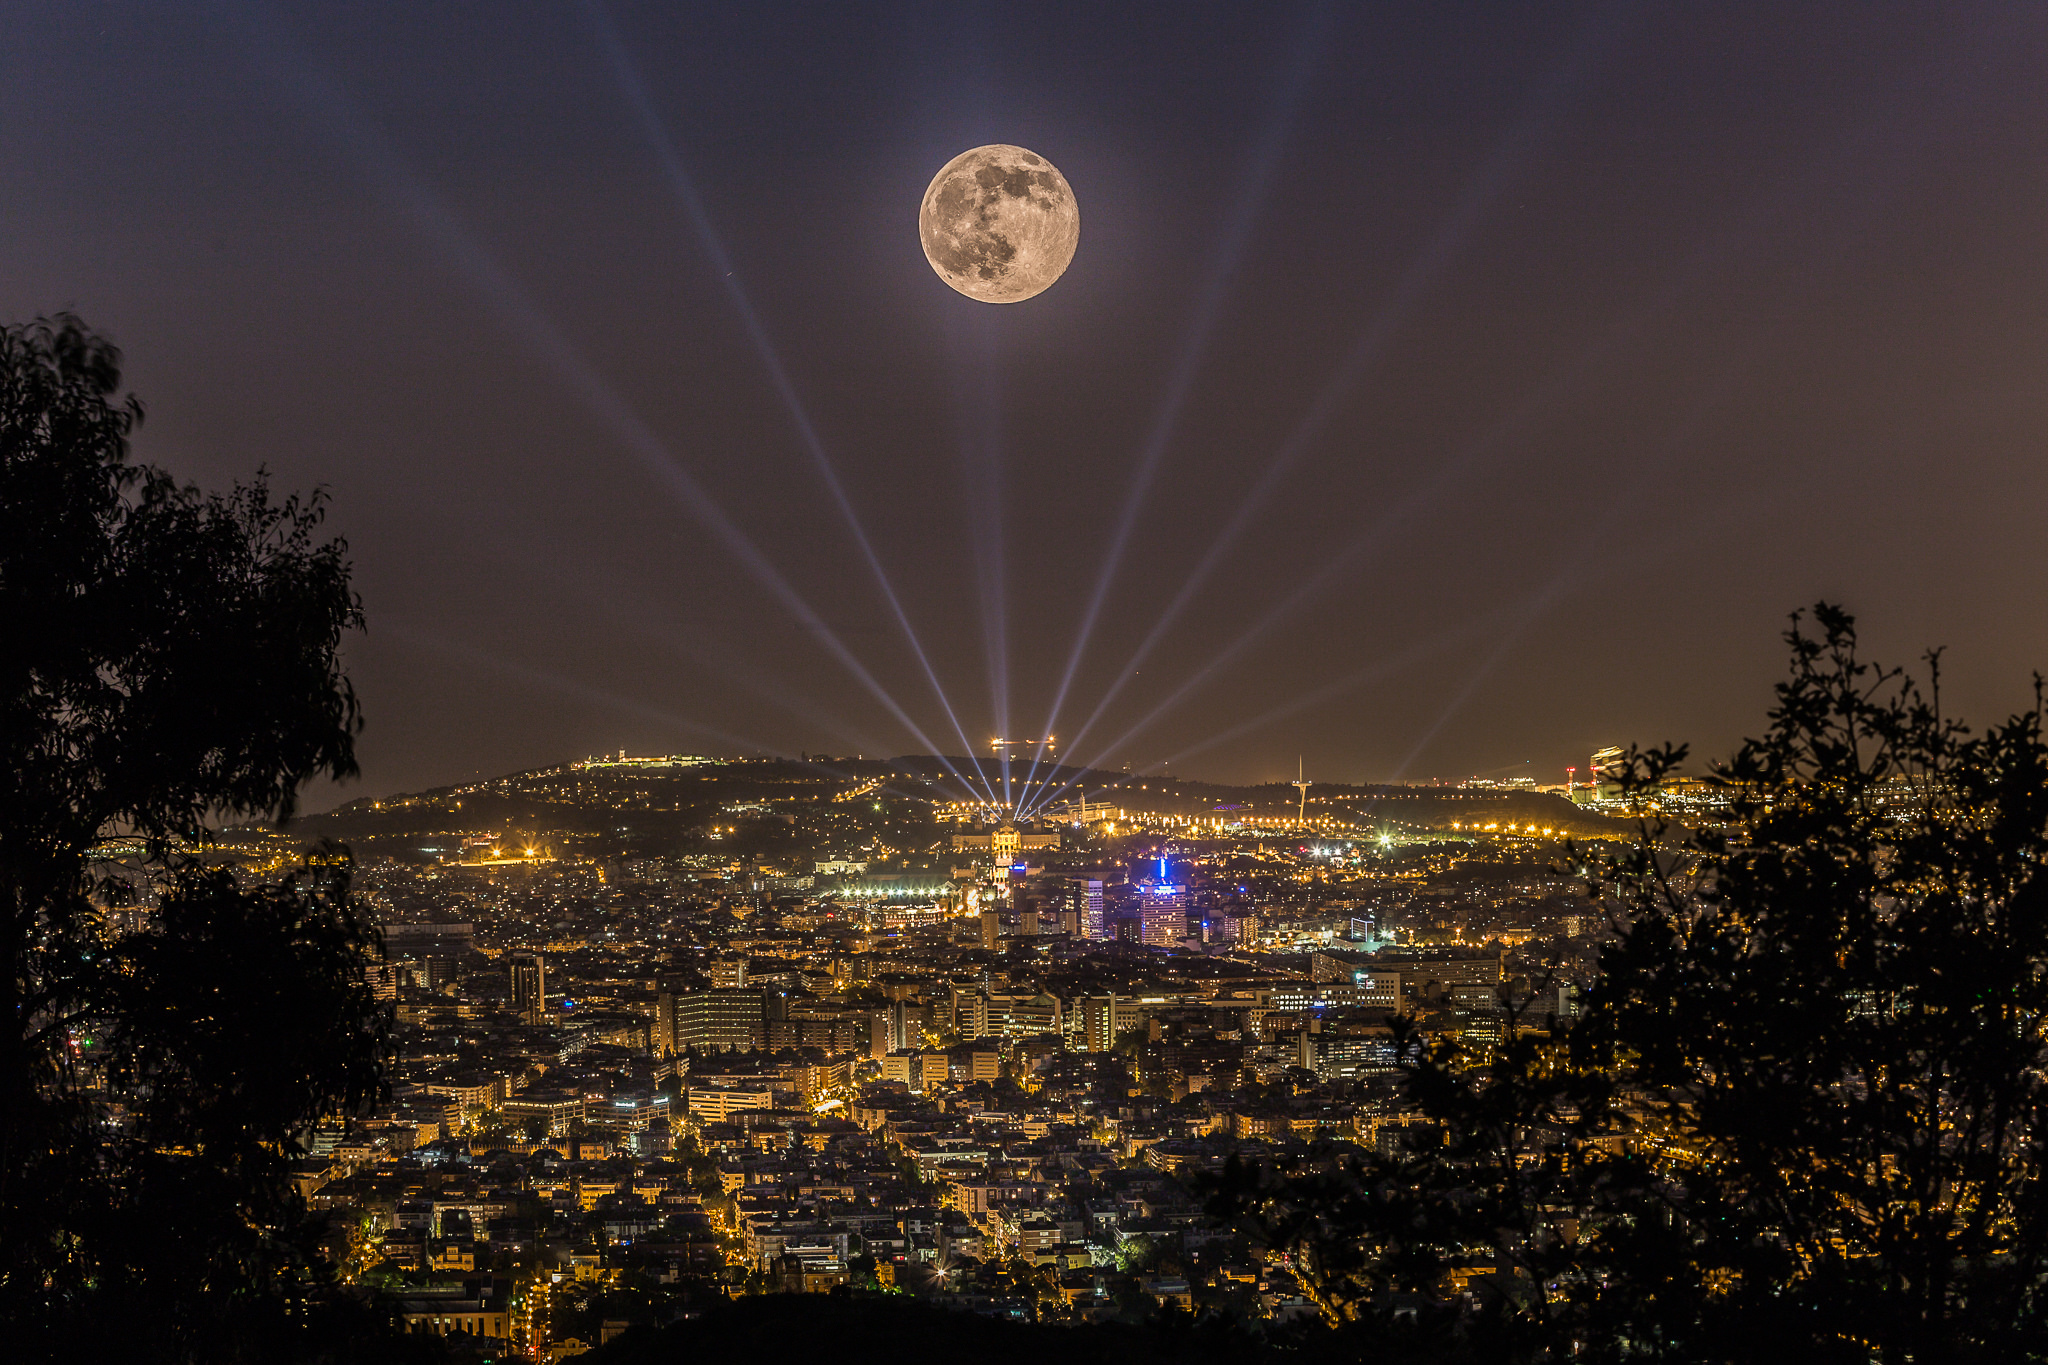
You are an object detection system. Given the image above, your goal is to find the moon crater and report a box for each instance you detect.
[919,145,1079,304]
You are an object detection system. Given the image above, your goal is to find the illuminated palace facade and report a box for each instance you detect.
[948,822,1061,860]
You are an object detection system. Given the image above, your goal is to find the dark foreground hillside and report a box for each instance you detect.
[581,1294,1289,1365]
[575,1292,1513,1365]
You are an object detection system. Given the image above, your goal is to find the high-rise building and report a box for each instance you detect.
[1078,995,1118,1051]
[509,952,545,1024]
[876,998,925,1052]
[672,989,767,1051]
[1066,878,1105,940]
[1138,876,1187,947]
[652,985,714,1057]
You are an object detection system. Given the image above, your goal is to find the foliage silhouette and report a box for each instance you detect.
[0,316,395,1361]
[1203,605,2048,1363]
[578,1290,1279,1365]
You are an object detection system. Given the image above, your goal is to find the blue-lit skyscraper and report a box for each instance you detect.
[1137,862,1186,947]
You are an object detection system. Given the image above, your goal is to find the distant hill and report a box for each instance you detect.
[278,753,1628,862]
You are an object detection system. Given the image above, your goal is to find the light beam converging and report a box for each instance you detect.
[1017,7,1617,816]
[981,362,1014,812]
[943,306,1017,810]
[1031,23,1912,811]
[584,0,999,806]
[1018,600,1507,819]
[191,1,1982,818]
[219,2,991,795]
[1016,0,1337,814]
[1077,62,1929,809]
[1021,289,1654,816]
[1027,318,1704,812]
[1055,2,1980,808]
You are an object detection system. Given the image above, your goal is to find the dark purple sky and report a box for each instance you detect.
[7,2,2047,805]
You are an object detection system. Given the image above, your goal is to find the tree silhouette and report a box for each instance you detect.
[1567,604,2048,1361]
[1205,605,2048,1364]
[0,316,393,1361]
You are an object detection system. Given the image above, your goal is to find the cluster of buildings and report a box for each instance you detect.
[277,763,1609,1353]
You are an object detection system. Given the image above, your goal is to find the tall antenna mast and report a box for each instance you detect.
[1293,756,1313,827]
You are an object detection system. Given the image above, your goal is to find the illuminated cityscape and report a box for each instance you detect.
[183,751,1620,1348]
[9,2,2048,1360]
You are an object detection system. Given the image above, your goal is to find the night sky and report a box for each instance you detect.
[7,2,2047,805]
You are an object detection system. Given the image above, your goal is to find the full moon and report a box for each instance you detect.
[918,144,1080,304]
